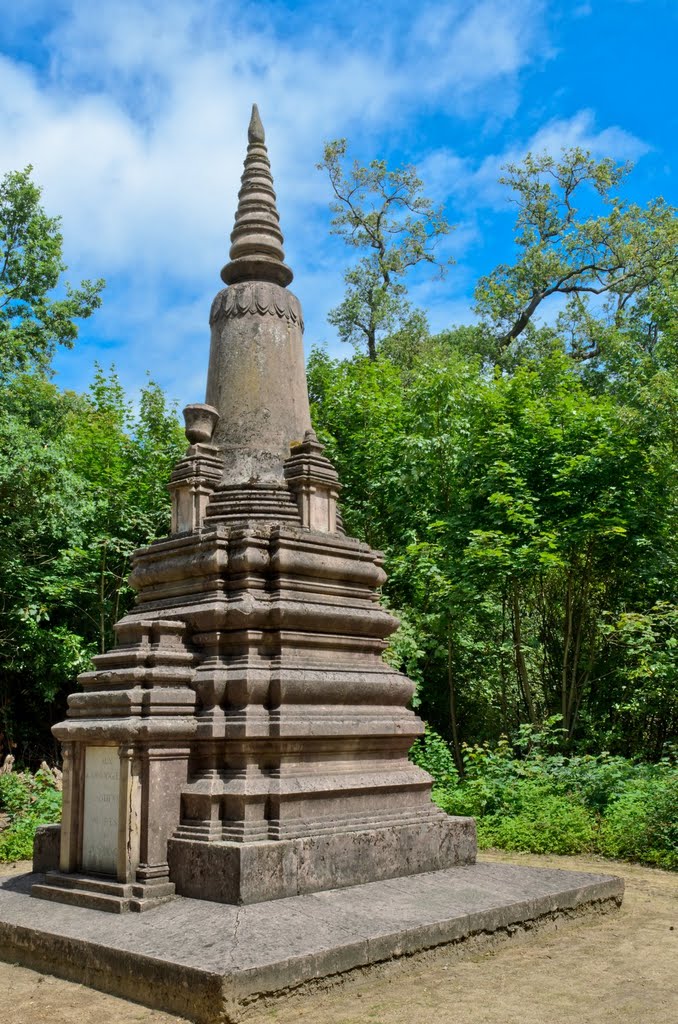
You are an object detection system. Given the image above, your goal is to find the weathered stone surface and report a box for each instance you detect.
[32,868,176,913]
[19,103,625,1024]
[205,279,311,487]
[183,403,220,445]
[81,745,119,874]
[32,105,569,917]
[4,862,624,1023]
[206,102,308,489]
[221,104,293,290]
[32,824,60,873]
[167,816,476,904]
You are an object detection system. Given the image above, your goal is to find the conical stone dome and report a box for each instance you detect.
[205,104,311,500]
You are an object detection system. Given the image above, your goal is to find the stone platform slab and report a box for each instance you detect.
[0,861,623,1024]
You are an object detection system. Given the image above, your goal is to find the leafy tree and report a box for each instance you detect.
[308,329,677,759]
[0,374,94,759]
[0,369,185,762]
[318,140,452,360]
[474,149,677,354]
[62,367,186,654]
[0,166,188,763]
[0,166,104,379]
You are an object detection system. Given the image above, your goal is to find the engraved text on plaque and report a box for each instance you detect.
[81,746,120,875]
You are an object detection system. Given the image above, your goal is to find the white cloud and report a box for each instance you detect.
[418,149,473,203]
[0,0,558,400]
[408,0,550,118]
[420,109,650,214]
[0,6,400,288]
[412,0,546,83]
[0,0,554,282]
[1,0,651,401]
[525,109,651,163]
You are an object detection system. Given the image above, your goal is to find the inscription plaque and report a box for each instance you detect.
[81,746,120,875]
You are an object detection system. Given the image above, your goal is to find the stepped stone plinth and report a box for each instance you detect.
[31,104,475,912]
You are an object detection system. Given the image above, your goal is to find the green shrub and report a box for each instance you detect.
[416,722,677,868]
[0,813,44,860]
[0,765,62,862]
[598,769,678,869]
[542,754,642,814]
[0,772,33,817]
[477,784,596,855]
[409,727,459,788]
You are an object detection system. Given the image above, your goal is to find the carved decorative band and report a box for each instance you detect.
[210,282,304,331]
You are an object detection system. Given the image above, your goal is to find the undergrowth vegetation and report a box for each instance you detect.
[410,719,678,870]
[0,760,62,860]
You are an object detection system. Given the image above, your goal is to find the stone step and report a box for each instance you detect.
[130,881,176,899]
[6,862,625,1021]
[43,871,131,898]
[34,872,176,913]
[127,892,177,913]
[31,883,130,914]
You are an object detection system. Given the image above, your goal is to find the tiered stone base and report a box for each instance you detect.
[1,860,623,1024]
[167,815,476,904]
[32,871,175,914]
[32,815,476,910]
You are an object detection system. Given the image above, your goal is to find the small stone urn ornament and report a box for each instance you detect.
[183,403,219,445]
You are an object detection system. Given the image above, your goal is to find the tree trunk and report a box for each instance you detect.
[499,594,508,734]
[566,549,592,736]
[511,582,537,724]
[447,635,464,775]
[99,542,107,654]
[367,326,377,361]
[562,573,574,724]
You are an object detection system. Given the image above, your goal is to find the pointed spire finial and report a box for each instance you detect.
[248,103,265,144]
[221,105,293,288]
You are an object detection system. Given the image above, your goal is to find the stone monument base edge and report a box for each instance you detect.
[0,860,624,1024]
[167,816,477,904]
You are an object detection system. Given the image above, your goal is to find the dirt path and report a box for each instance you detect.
[0,851,675,1024]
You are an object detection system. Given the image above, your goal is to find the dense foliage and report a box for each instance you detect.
[307,145,677,869]
[411,722,678,869]
[308,327,677,762]
[0,167,187,761]
[0,167,103,379]
[0,369,186,761]
[0,760,62,860]
[309,147,677,767]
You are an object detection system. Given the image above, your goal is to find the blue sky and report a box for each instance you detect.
[1,0,675,408]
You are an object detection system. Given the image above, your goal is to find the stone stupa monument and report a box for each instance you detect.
[32,104,475,912]
[0,106,622,1023]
